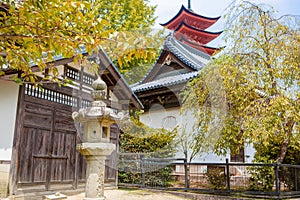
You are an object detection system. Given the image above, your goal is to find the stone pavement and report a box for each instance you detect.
[67,189,188,200]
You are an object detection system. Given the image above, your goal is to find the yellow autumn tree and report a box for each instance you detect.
[0,0,162,84]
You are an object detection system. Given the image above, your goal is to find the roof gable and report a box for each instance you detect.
[139,35,209,85]
[90,50,143,109]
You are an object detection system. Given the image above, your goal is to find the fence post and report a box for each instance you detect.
[184,158,189,190]
[141,155,145,188]
[275,163,280,196]
[226,158,230,193]
[295,167,298,191]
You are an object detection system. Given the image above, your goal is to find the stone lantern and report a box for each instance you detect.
[72,76,123,200]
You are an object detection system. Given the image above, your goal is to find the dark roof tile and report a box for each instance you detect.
[132,71,198,93]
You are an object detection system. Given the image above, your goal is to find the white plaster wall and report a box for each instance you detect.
[140,104,255,163]
[0,80,19,160]
[140,105,180,129]
[244,143,255,163]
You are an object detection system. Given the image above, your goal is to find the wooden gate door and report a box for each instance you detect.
[11,84,86,194]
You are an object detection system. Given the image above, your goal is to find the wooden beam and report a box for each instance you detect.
[9,85,25,196]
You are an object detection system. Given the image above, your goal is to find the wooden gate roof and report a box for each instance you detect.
[1,48,143,110]
[94,49,143,110]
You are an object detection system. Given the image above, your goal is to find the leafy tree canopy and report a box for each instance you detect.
[0,0,162,84]
[183,1,300,164]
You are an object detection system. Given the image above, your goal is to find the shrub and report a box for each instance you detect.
[205,167,226,190]
[118,118,177,186]
[248,165,275,191]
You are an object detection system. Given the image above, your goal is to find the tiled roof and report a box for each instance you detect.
[132,35,209,92]
[165,34,209,70]
[137,34,209,84]
[132,71,198,93]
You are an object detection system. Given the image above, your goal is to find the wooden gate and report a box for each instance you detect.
[19,101,79,189]
[10,81,119,194]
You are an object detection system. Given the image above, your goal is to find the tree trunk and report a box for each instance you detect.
[276,121,295,164]
[276,139,289,164]
[184,150,190,189]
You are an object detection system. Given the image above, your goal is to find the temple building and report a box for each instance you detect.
[132,3,254,162]
[132,3,222,129]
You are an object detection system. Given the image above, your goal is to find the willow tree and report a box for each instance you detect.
[0,0,161,84]
[183,1,300,164]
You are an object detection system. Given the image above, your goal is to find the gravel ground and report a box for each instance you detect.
[68,189,189,200]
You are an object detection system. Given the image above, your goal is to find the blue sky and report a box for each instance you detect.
[148,0,300,46]
[149,0,300,27]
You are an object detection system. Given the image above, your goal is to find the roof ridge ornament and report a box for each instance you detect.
[188,0,191,10]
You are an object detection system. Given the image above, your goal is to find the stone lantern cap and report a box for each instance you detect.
[72,76,123,122]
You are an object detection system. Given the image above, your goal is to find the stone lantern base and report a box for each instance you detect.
[77,143,115,200]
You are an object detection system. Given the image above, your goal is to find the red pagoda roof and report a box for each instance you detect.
[174,22,222,45]
[161,5,220,30]
[177,36,220,56]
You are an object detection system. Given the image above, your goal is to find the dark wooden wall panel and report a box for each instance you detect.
[34,129,50,157]
[33,158,47,182]
[64,133,77,180]
[18,127,35,183]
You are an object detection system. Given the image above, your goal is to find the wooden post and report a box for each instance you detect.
[226,158,230,193]
[141,156,145,188]
[275,164,280,196]
[9,84,25,196]
[295,167,298,191]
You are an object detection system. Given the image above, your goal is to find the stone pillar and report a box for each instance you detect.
[77,142,115,200]
[72,76,122,200]
[85,156,106,200]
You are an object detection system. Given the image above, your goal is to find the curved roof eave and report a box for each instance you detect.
[132,71,199,93]
[174,22,222,45]
[175,21,223,36]
[179,36,221,56]
[1,46,144,110]
[160,5,221,28]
